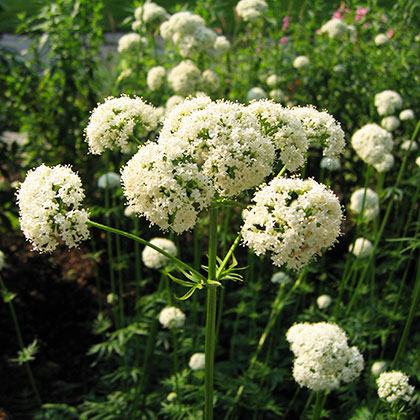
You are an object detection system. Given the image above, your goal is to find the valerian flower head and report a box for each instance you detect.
[316,294,332,309]
[168,60,202,96]
[117,33,147,53]
[320,18,349,38]
[371,361,387,377]
[377,371,414,403]
[242,177,343,270]
[85,95,158,154]
[147,66,166,91]
[374,90,403,116]
[16,164,90,253]
[381,116,400,131]
[189,353,205,371]
[351,123,393,172]
[97,172,121,190]
[246,87,267,102]
[286,322,364,391]
[349,237,374,258]
[349,188,380,221]
[401,140,418,152]
[134,2,169,25]
[293,55,310,69]
[320,157,341,170]
[158,306,186,329]
[375,33,389,45]
[142,237,178,269]
[236,0,268,22]
[290,106,346,161]
[399,109,415,121]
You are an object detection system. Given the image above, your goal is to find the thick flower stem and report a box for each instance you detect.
[205,206,219,420]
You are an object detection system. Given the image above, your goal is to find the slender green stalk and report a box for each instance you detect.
[313,391,327,420]
[204,207,219,420]
[87,220,204,281]
[172,327,181,410]
[0,275,42,406]
[300,391,314,420]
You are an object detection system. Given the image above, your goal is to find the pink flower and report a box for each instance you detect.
[279,36,289,44]
[333,11,341,19]
[256,47,261,53]
[387,28,394,38]
[356,8,367,16]
[282,22,290,31]
[283,16,292,22]
[316,29,322,35]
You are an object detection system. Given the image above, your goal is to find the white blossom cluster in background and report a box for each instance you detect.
[241,177,343,270]
[85,95,159,154]
[167,60,202,96]
[286,322,364,391]
[147,66,166,91]
[375,33,389,46]
[117,33,147,53]
[16,164,90,253]
[236,0,268,22]
[293,55,310,69]
[133,1,169,29]
[377,371,414,403]
[349,237,374,258]
[349,188,380,221]
[97,172,121,190]
[142,238,178,270]
[320,18,350,39]
[374,90,403,116]
[160,11,218,58]
[351,123,394,172]
[158,306,186,329]
[188,353,205,371]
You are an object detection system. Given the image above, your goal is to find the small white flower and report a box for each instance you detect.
[349,238,374,258]
[401,140,418,152]
[320,157,341,170]
[377,371,414,403]
[189,353,205,371]
[159,306,186,329]
[97,172,121,190]
[168,60,201,96]
[286,322,364,391]
[399,109,415,121]
[167,392,177,402]
[236,0,268,22]
[266,74,281,88]
[269,88,285,103]
[166,95,185,110]
[293,55,310,69]
[247,87,267,102]
[242,177,343,270]
[271,271,291,285]
[371,361,387,377]
[117,33,147,53]
[147,66,166,91]
[106,293,118,304]
[212,35,231,56]
[374,33,389,46]
[316,295,332,309]
[333,64,345,73]
[134,2,169,25]
[349,188,380,221]
[16,164,90,253]
[374,90,403,116]
[320,18,349,39]
[381,116,400,131]
[85,95,158,155]
[142,238,178,269]
[201,69,220,93]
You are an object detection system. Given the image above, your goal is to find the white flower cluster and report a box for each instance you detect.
[158,306,186,329]
[377,371,414,403]
[189,353,205,371]
[286,322,364,391]
[117,33,147,53]
[267,74,281,88]
[293,56,310,69]
[241,177,343,270]
[381,115,400,132]
[320,18,349,39]
[16,164,90,253]
[147,66,166,91]
[349,188,380,221]
[212,35,231,56]
[142,237,178,269]
[168,60,202,96]
[85,95,158,154]
[371,361,387,377]
[320,157,341,171]
[375,33,389,46]
[399,109,415,121]
[133,2,169,27]
[316,294,332,309]
[351,123,394,172]
[97,172,121,190]
[247,87,267,102]
[248,100,308,172]
[201,69,220,93]
[160,11,217,58]
[290,106,346,160]
[271,271,291,285]
[270,89,286,103]
[349,237,374,258]
[236,0,268,22]
[374,90,403,116]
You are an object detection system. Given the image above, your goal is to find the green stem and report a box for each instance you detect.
[204,207,219,420]
[87,220,204,281]
[313,391,327,420]
[172,328,181,409]
[0,275,42,406]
